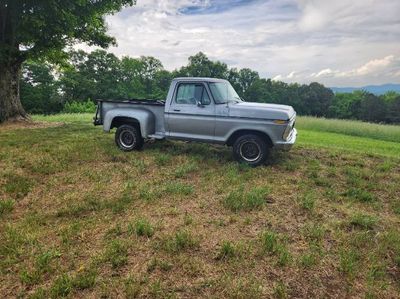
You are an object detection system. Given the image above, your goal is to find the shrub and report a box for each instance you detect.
[63,99,96,113]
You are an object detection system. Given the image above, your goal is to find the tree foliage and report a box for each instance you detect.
[0,0,136,122]
[0,0,136,64]
[20,50,400,124]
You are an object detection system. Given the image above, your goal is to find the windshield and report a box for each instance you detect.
[209,82,242,104]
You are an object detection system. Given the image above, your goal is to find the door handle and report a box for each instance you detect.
[173,109,181,112]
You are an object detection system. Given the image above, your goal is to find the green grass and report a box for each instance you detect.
[131,218,154,237]
[216,241,239,260]
[160,230,199,253]
[297,116,400,143]
[297,130,400,158]
[259,230,291,266]
[0,113,399,298]
[32,113,93,123]
[103,240,129,269]
[0,199,15,216]
[349,213,379,230]
[223,186,270,212]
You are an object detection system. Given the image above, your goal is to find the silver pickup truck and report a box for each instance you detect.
[94,77,297,166]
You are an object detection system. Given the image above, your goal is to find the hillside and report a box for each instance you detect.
[330,83,400,95]
[1,115,399,298]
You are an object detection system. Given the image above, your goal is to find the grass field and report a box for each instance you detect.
[1,114,399,298]
[297,116,400,143]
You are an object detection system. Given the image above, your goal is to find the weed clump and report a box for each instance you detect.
[350,213,378,230]
[259,230,291,266]
[130,219,154,238]
[0,199,15,216]
[159,230,199,253]
[104,240,128,269]
[216,241,237,260]
[223,186,269,212]
[344,188,375,202]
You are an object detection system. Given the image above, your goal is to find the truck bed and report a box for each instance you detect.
[94,99,166,136]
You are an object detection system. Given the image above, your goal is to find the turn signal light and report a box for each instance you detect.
[273,120,287,125]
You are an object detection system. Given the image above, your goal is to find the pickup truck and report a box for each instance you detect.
[94,77,297,166]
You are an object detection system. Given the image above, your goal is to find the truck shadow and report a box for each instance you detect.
[146,140,293,167]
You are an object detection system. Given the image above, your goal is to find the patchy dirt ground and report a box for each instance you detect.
[0,120,64,132]
[0,119,399,298]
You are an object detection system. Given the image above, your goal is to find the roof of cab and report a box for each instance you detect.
[172,77,228,83]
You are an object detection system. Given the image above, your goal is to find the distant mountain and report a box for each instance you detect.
[330,84,400,95]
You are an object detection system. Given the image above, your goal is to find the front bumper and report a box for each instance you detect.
[274,128,297,151]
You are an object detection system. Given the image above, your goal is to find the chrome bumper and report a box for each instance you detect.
[274,128,297,151]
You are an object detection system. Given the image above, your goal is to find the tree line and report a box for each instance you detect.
[21,50,400,124]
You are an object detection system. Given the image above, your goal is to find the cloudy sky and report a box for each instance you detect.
[102,0,400,87]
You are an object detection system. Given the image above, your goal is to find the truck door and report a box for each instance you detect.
[167,82,215,141]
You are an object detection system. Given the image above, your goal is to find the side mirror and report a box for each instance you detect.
[197,100,204,107]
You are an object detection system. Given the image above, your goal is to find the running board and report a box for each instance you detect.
[148,133,166,140]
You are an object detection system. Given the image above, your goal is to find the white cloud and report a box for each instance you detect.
[273,71,301,81]
[351,55,395,76]
[97,0,400,87]
[312,68,337,78]
[332,55,399,78]
[305,55,400,85]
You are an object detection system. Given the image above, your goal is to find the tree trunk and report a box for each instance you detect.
[0,61,28,123]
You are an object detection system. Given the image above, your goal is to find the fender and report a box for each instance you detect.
[103,108,155,138]
[221,121,286,145]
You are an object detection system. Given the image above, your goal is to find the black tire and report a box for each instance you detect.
[115,125,144,151]
[232,134,269,167]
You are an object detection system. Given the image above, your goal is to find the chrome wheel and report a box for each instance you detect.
[119,129,136,148]
[239,141,261,162]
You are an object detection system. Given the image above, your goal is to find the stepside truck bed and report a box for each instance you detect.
[94,99,166,135]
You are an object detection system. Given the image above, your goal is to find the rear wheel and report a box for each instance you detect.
[233,134,269,166]
[115,125,144,151]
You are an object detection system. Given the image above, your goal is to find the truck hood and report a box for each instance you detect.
[228,102,296,120]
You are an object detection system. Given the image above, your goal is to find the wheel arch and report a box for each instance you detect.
[111,116,140,130]
[103,108,155,138]
[226,129,273,147]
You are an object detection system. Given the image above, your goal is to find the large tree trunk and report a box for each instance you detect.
[0,61,28,123]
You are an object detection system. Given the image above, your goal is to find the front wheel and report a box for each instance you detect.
[115,125,144,151]
[232,134,270,167]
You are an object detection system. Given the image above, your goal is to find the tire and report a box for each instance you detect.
[232,134,269,167]
[115,125,144,151]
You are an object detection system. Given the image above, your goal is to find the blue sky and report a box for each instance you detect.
[178,0,260,14]
[98,0,400,87]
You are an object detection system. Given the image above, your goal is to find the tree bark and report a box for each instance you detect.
[0,60,28,123]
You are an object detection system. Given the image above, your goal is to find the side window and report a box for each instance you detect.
[175,83,211,105]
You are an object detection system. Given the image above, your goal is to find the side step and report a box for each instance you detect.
[148,133,166,140]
